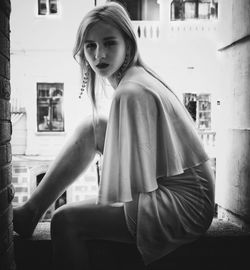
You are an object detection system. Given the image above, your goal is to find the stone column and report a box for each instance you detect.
[216,0,250,226]
[0,0,16,269]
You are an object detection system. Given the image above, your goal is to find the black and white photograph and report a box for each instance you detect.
[0,0,250,269]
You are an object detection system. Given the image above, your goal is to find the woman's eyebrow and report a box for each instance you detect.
[84,37,117,44]
[84,40,95,44]
[103,36,117,41]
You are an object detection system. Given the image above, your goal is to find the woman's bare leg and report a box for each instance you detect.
[50,199,135,270]
[13,117,107,237]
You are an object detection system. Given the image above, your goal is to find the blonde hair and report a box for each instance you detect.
[73,1,171,109]
[73,2,139,106]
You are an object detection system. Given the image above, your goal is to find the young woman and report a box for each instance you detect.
[14,2,215,269]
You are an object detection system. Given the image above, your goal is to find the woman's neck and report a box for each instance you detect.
[108,75,119,89]
[108,64,138,89]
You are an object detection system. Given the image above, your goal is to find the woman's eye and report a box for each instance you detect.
[105,40,117,47]
[85,43,96,50]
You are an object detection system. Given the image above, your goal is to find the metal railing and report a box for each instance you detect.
[198,130,216,148]
[11,97,25,113]
[133,21,160,40]
[132,20,217,40]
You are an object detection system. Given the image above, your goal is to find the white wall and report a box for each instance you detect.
[137,0,220,131]
[215,0,250,222]
[10,0,221,156]
[10,0,96,156]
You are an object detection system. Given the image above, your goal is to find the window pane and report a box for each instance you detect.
[142,0,160,21]
[37,83,64,132]
[199,3,210,19]
[210,0,218,19]
[38,0,47,15]
[49,0,58,14]
[199,100,211,111]
[198,112,211,129]
[197,94,211,130]
[38,104,50,131]
[184,2,196,19]
[171,0,184,21]
[183,93,197,121]
[109,0,141,20]
[51,95,63,131]
[171,0,218,21]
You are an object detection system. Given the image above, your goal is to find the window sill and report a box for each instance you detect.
[35,132,66,136]
[14,218,250,270]
[35,14,61,19]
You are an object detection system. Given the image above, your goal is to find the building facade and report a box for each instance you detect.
[10,0,219,218]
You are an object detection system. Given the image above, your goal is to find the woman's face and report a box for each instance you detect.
[83,21,127,80]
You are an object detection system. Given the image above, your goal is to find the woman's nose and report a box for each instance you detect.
[95,45,106,60]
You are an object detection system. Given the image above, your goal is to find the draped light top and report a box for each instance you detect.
[98,66,209,205]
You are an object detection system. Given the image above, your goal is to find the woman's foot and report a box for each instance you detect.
[13,203,40,238]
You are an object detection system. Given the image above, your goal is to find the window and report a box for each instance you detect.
[183,93,197,121]
[141,0,160,21]
[171,0,218,21]
[37,83,64,132]
[38,0,58,16]
[197,94,211,129]
[183,93,211,130]
[184,2,196,19]
[108,0,160,20]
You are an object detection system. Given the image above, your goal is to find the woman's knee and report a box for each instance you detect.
[74,116,95,139]
[51,205,74,237]
[74,116,107,154]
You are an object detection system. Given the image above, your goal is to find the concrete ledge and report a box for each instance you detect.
[217,205,250,230]
[14,218,250,270]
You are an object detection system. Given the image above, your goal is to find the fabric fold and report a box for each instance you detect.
[98,86,159,204]
[97,69,209,204]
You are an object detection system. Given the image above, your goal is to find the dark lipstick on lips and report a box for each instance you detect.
[96,63,109,69]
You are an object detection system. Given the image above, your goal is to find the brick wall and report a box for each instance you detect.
[0,0,16,269]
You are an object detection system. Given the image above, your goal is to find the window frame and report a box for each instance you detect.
[37,0,59,17]
[36,82,65,133]
[183,92,212,130]
[170,0,218,21]
[108,0,160,21]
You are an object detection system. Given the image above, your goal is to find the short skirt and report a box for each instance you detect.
[123,160,215,265]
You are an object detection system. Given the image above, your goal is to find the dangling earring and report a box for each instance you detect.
[116,52,129,83]
[79,63,89,99]
[79,72,88,99]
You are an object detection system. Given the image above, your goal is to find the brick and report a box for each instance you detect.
[0,0,11,17]
[0,204,13,236]
[0,54,10,79]
[0,98,11,119]
[0,9,10,38]
[0,31,10,59]
[14,167,27,174]
[0,186,8,213]
[0,223,13,254]
[0,163,12,190]
[0,143,12,166]
[14,186,28,193]
[0,2,14,268]
[0,184,14,213]
[0,122,11,143]
[0,77,10,100]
